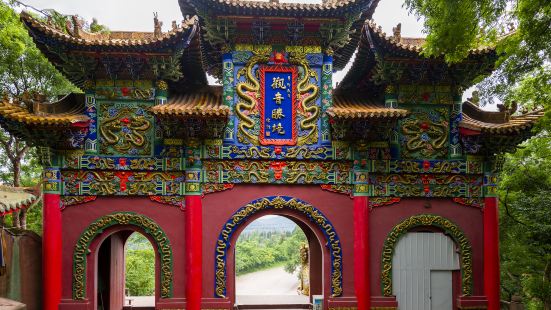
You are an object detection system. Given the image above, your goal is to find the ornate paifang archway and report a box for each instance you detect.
[381,214,473,297]
[214,196,343,298]
[72,212,173,300]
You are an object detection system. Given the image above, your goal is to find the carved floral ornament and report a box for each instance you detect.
[381,214,473,297]
[72,212,173,300]
[214,196,343,298]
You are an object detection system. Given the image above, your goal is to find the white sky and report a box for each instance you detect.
[18,0,481,104]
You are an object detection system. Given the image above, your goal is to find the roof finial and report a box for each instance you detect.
[392,23,402,42]
[153,12,163,38]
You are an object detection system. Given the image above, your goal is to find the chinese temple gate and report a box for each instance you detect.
[0,1,544,310]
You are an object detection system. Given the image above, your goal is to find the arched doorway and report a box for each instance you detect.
[392,232,460,310]
[124,232,156,308]
[234,215,322,307]
[72,212,173,309]
[96,230,158,310]
[214,196,343,308]
[380,214,473,310]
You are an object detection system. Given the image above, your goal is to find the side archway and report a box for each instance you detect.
[72,212,173,300]
[381,214,473,297]
[214,196,343,298]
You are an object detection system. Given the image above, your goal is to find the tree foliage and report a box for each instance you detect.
[405,0,550,110]
[0,1,81,229]
[499,135,551,309]
[125,233,155,296]
[235,227,307,276]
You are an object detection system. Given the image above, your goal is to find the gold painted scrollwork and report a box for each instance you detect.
[289,51,320,145]
[235,51,271,144]
[380,214,473,297]
[72,212,173,300]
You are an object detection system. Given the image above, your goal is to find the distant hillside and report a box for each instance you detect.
[242,215,297,234]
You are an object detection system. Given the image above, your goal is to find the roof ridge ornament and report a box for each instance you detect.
[392,22,401,43]
[153,12,163,38]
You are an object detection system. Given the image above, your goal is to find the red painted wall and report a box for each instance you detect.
[201,184,355,300]
[60,197,187,304]
[369,198,485,297]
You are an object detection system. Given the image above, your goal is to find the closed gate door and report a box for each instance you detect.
[392,232,459,310]
[430,270,453,310]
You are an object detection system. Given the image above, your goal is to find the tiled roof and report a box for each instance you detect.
[0,186,38,215]
[180,0,373,17]
[151,87,230,118]
[364,20,495,55]
[460,101,543,134]
[0,94,89,126]
[328,95,409,118]
[20,11,197,49]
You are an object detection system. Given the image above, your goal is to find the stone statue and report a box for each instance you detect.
[297,243,310,296]
[153,12,163,38]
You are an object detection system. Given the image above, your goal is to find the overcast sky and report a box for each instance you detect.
[17,0,481,104]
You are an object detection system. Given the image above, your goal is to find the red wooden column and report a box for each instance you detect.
[484,195,500,310]
[43,167,62,310]
[354,195,370,310]
[185,191,203,310]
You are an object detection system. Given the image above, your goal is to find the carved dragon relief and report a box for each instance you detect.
[235,50,320,146]
[99,103,153,156]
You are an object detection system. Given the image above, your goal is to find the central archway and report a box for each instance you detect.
[214,196,343,300]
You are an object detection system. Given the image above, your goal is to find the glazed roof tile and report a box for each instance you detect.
[151,87,230,118]
[338,20,498,92]
[364,20,495,55]
[460,101,543,134]
[0,94,89,126]
[0,186,38,215]
[328,95,409,118]
[20,11,198,49]
[180,0,373,17]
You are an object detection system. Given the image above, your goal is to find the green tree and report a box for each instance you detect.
[499,135,551,309]
[404,0,550,110]
[0,1,80,229]
[125,233,155,296]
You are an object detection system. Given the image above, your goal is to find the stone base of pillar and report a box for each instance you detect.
[458,295,489,309]
[370,296,398,309]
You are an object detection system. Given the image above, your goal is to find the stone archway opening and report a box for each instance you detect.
[95,229,158,310]
[214,196,343,309]
[124,232,156,308]
[234,215,322,307]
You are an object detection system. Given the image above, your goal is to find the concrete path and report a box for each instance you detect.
[236,266,309,305]
[124,266,309,307]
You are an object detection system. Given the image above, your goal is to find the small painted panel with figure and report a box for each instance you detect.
[259,65,298,145]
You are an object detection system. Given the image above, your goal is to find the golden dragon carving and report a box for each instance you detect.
[235,51,270,144]
[290,52,320,145]
[99,107,151,154]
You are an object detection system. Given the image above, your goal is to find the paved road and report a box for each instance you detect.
[236,266,299,295]
[125,266,309,307]
[236,266,309,305]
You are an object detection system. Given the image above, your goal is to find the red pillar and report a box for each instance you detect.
[185,195,202,310]
[484,197,500,310]
[354,196,370,310]
[43,192,62,310]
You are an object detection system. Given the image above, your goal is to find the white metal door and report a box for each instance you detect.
[430,270,453,310]
[392,232,459,310]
